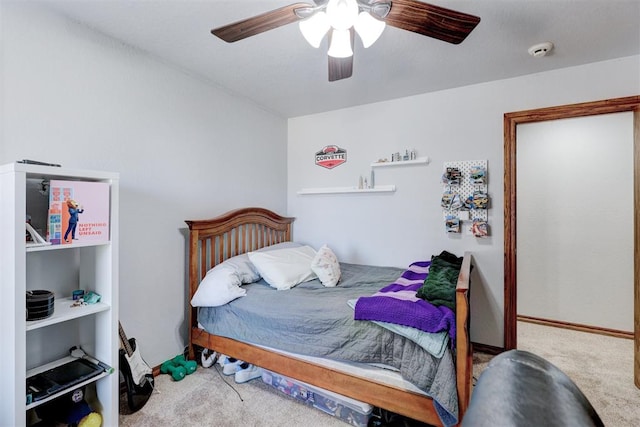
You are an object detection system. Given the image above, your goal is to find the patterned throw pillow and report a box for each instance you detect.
[311,244,341,287]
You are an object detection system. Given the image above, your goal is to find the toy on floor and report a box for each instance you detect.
[172,354,197,375]
[160,359,186,381]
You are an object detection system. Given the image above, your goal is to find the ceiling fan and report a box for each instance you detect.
[211,0,480,82]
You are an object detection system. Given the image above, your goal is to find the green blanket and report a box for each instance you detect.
[416,251,463,310]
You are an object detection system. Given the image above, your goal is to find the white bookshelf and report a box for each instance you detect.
[0,162,119,426]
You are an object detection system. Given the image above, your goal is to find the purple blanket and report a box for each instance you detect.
[354,261,457,345]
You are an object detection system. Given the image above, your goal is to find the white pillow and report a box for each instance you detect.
[248,245,317,290]
[215,243,303,285]
[190,242,305,306]
[258,242,302,252]
[311,245,341,287]
[190,264,246,307]
[222,253,261,284]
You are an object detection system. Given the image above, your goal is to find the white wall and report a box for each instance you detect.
[288,55,640,347]
[517,113,634,331]
[1,2,288,366]
[2,3,638,357]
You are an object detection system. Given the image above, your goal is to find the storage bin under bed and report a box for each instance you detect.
[261,369,373,427]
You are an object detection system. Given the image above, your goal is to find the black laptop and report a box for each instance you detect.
[26,358,104,403]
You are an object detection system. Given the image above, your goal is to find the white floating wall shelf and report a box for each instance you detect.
[371,157,429,168]
[297,185,396,195]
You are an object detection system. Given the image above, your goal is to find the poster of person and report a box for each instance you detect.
[47,180,110,245]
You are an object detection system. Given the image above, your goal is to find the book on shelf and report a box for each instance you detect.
[26,222,51,248]
[47,180,110,245]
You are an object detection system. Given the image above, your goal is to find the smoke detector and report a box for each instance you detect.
[528,42,554,58]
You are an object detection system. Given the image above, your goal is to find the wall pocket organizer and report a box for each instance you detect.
[442,160,489,237]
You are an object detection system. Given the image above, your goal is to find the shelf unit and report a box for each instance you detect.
[0,162,119,427]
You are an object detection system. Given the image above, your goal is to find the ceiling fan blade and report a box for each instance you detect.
[212,2,313,43]
[385,0,480,44]
[328,29,354,82]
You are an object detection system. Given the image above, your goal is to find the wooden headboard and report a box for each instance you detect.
[185,207,295,337]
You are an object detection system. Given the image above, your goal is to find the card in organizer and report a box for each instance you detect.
[261,369,373,427]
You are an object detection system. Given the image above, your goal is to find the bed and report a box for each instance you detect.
[185,207,473,426]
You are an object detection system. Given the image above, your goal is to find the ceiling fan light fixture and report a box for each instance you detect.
[327,29,353,58]
[354,11,385,48]
[210,0,481,82]
[326,0,359,31]
[299,11,330,48]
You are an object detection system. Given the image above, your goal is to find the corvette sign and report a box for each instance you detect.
[315,145,347,169]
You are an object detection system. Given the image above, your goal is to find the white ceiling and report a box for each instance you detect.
[39,0,640,118]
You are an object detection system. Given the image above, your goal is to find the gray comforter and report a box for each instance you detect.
[198,262,458,426]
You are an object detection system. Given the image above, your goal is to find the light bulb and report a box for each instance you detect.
[299,12,330,48]
[326,0,359,31]
[327,29,353,58]
[354,11,385,48]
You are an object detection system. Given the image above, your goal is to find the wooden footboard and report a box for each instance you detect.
[185,207,472,426]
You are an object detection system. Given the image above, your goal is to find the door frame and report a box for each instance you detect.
[503,95,640,387]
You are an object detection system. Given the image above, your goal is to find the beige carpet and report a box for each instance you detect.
[119,326,640,426]
[120,352,490,427]
[119,365,355,427]
[517,321,640,427]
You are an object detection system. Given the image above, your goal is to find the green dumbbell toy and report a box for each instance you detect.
[172,354,197,375]
[160,359,186,381]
